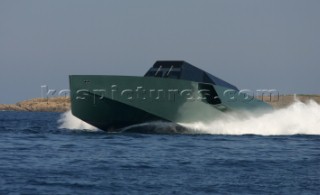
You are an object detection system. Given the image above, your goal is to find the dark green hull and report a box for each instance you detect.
[69,75,271,131]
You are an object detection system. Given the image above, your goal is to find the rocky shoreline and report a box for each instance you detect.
[0,97,70,112]
[0,95,319,113]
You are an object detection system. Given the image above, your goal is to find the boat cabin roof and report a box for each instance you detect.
[144,61,238,90]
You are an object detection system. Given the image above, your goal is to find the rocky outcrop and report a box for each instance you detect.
[0,97,70,112]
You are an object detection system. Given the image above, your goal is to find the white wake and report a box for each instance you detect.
[58,110,98,131]
[180,100,320,136]
[58,101,320,135]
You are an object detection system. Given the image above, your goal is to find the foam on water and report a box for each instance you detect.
[58,110,98,131]
[181,100,320,136]
[58,100,320,135]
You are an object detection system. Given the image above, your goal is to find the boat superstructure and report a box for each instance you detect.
[69,61,271,131]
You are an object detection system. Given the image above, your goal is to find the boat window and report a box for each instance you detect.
[154,71,163,77]
[198,83,221,105]
[206,73,238,90]
[202,73,215,84]
[145,66,181,79]
[163,71,180,79]
[145,70,163,77]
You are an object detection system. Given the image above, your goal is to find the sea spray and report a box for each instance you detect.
[57,101,320,135]
[180,100,320,136]
[58,110,98,131]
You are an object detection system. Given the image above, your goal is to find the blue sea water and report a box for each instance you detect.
[0,111,319,194]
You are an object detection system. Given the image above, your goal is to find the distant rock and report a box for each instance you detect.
[0,97,70,112]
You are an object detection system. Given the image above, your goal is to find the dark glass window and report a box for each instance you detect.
[198,83,221,105]
[145,67,181,79]
[163,71,180,79]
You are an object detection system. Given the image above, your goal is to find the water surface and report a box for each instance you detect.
[0,111,319,194]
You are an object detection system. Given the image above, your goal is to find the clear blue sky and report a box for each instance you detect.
[0,0,319,104]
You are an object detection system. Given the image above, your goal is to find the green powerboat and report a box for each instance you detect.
[69,61,271,131]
